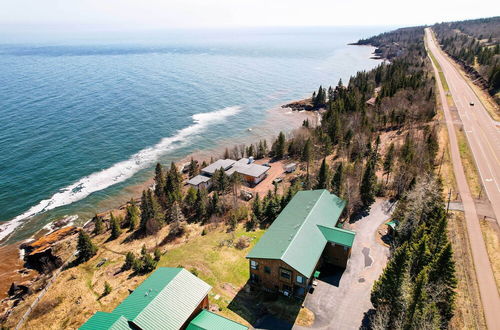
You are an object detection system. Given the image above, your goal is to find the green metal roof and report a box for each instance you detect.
[113,268,211,330]
[385,220,398,229]
[79,312,131,330]
[246,190,348,278]
[187,310,248,330]
[317,225,355,247]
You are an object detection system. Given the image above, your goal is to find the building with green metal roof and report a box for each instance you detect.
[187,310,248,330]
[80,312,131,330]
[80,268,247,330]
[246,190,355,297]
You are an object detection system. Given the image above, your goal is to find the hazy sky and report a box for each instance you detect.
[0,0,498,32]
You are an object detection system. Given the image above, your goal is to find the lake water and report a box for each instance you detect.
[0,26,386,244]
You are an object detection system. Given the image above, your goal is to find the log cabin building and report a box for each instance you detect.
[246,190,355,297]
[80,268,247,330]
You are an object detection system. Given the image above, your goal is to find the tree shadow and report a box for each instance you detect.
[349,207,370,223]
[359,308,376,330]
[226,280,299,330]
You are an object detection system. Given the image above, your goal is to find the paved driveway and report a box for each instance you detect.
[294,199,392,330]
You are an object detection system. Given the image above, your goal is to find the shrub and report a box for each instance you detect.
[103,282,112,296]
[235,236,250,250]
[123,252,136,271]
[154,248,162,261]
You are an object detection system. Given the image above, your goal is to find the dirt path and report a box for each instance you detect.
[426,28,500,329]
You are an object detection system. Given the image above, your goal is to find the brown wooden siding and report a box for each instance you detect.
[180,295,209,329]
[248,258,309,296]
[323,243,351,268]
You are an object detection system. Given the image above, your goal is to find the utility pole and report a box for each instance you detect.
[446,188,452,215]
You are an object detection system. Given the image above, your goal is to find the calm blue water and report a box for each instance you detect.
[0,27,386,243]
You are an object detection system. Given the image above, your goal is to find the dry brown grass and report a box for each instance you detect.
[295,307,315,327]
[455,127,482,198]
[447,211,487,329]
[479,219,500,290]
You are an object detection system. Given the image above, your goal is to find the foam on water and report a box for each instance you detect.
[0,106,241,242]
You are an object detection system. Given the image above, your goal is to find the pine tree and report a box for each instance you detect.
[195,188,208,223]
[122,251,136,271]
[109,212,122,240]
[125,200,140,231]
[252,192,262,222]
[164,162,182,206]
[275,132,286,159]
[188,158,199,178]
[371,244,409,323]
[93,214,103,235]
[183,186,198,219]
[331,162,344,196]
[316,158,330,189]
[103,281,112,296]
[360,157,376,209]
[167,201,185,224]
[428,243,457,322]
[154,163,167,207]
[383,142,395,183]
[405,269,429,329]
[77,230,97,262]
[153,248,162,261]
[212,168,230,193]
[210,192,221,216]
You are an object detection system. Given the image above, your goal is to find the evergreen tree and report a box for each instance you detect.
[331,162,344,196]
[154,163,167,207]
[183,186,198,219]
[428,243,457,322]
[164,162,182,206]
[195,188,209,222]
[125,200,140,231]
[210,192,221,216]
[383,142,395,183]
[252,193,262,222]
[405,269,429,329]
[123,252,136,271]
[371,245,409,326]
[167,201,185,224]
[77,230,97,262]
[316,158,330,189]
[360,157,377,209]
[275,132,286,159]
[153,248,162,261]
[103,282,112,296]
[212,168,230,193]
[93,214,103,235]
[141,190,164,235]
[188,158,199,178]
[109,212,122,240]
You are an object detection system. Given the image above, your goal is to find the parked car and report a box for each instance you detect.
[263,162,271,167]
[273,177,283,184]
[240,190,253,201]
[469,102,474,106]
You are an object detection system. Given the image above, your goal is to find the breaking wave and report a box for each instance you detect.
[0,106,241,242]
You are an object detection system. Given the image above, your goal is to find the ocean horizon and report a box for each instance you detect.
[0,26,387,244]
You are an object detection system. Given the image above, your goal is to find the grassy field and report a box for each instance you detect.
[8,221,313,329]
[455,128,482,198]
[479,219,500,290]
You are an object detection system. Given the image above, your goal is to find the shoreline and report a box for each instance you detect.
[0,103,316,301]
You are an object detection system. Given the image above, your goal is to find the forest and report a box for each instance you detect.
[432,17,500,103]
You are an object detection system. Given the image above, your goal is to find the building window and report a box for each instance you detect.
[264,266,271,274]
[296,275,304,284]
[280,268,292,280]
[250,273,260,283]
[250,260,259,270]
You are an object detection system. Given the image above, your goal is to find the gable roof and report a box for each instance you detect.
[317,225,355,247]
[187,310,248,330]
[246,190,349,278]
[187,174,211,186]
[113,268,211,330]
[79,312,131,330]
[201,159,236,175]
[226,163,269,178]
